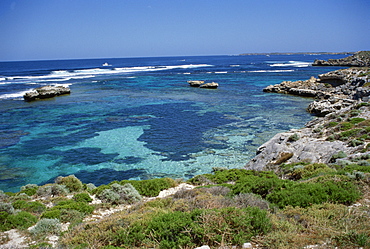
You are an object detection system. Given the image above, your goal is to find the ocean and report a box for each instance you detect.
[0,54,347,192]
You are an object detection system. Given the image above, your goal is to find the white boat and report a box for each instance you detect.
[102,62,110,66]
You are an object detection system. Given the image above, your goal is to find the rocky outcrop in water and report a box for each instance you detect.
[312,51,370,67]
[263,67,370,116]
[24,85,71,101]
[188,80,219,89]
[247,66,370,171]
[199,82,219,88]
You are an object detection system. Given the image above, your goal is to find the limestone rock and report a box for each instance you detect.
[245,127,354,172]
[199,82,219,88]
[24,85,71,101]
[188,80,204,87]
[248,63,370,172]
[187,80,219,89]
[264,67,369,116]
[312,51,370,67]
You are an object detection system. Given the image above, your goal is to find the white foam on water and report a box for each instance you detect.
[248,70,295,73]
[269,61,311,67]
[214,71,228,74]
[0,89,34,100]
[1,64,213,85]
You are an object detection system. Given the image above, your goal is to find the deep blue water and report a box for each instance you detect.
[0,54,347,192]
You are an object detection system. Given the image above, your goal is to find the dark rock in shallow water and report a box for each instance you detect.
[312,51,370,67]
[24,85,71,101]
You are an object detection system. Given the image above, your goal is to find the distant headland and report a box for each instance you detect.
[239,52,354,56]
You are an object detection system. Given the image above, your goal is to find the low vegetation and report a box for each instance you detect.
[0,154,369,248]
[321,105,370,151]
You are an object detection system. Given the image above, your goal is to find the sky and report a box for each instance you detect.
[0,0,369,61]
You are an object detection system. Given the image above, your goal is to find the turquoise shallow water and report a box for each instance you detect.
[0,55,347,192]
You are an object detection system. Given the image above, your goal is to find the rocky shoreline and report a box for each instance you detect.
[312,51,370,67]
[247,52,370,172]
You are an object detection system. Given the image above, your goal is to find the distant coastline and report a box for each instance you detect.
[239,52,354,56]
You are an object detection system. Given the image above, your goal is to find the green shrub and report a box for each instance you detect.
[340,122,354,131]
[51,199,94,214]
[331,151,347,163]
[333,231,370,247]
[288,163,335,180]
[120,178,177,197]
[6,211,38,230]
[0,210,37,231]
[356,102,370,108]
[288,133,300,142]
[339,129,362,140]
[192,169,276,186]
[327,121,339,127]
[55,175,84,193]
[60,209,85,223]
[90,184,111,196]
[349,117,366,125]
[0,211,12,231]
[73,192,92,203]
[112,207,271,248]
[41,209,61,220]
[12,200,46,214]
[36,184,69,197]
[30,218,61,236]
[266,180,360,208]
[349,139,364,147]
[232,175,289,198]
[338,163,370,174]
[349,110,361,117]
[19,184,38,196]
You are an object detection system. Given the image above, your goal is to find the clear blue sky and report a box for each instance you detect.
[0,0,369,61]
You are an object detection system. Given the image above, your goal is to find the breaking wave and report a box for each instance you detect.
[0,64,212,85]
[269,61,311,67]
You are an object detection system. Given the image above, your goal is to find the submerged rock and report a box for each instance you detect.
[24,85,71,101]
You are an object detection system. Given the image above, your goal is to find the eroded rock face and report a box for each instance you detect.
[312,51,370,67]
[246,129,351,171]
[24,85,71,101]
